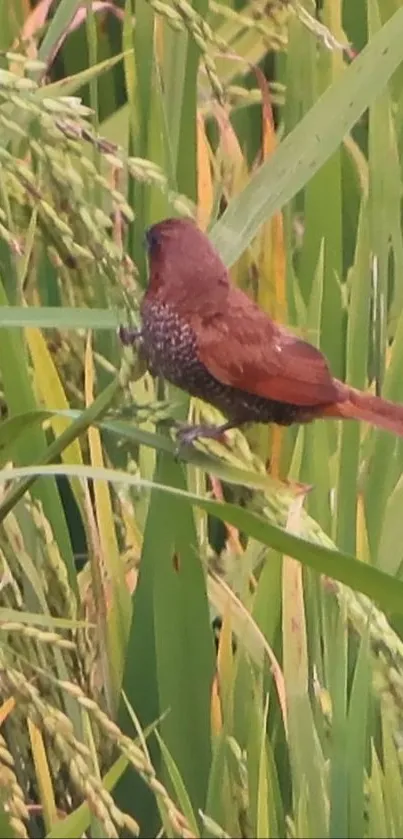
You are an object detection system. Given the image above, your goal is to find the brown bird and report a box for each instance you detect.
[119,217,403,448]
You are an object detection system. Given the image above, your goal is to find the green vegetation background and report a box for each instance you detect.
[1,1,403,837]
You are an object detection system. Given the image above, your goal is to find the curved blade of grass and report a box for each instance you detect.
[155,731,200,838]
[0,380,119,523]
[0,407,286,492]
[37,0,83,71]
[2,463,403,615]
[0,306,119,331]
[41,50,133,99]
[209,7,403,267]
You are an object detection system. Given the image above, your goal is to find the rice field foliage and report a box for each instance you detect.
[0,0,403,837]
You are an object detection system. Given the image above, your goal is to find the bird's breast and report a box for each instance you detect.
[140,297,201,387]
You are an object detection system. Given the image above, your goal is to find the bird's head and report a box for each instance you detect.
[143,217,229,308]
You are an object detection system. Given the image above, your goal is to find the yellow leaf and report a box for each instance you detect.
[28,717,58,831]
[210,675,222,737]
[255,69,287,474]
[197,112,214,231]
[0,696,15,725]
[84,334,132,706]
[25,327,83,467]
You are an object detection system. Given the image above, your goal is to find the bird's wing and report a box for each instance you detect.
[192,290,340,407]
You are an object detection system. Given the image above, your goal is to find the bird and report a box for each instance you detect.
[119,216,403,449]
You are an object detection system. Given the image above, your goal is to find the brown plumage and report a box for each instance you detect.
[120,217,403,447]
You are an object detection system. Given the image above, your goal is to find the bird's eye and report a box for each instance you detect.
[144,226,159,252]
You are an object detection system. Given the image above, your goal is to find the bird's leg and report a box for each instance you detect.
[175,420,237,454]
[118,325,142,346]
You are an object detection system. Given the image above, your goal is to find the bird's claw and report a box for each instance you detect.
[118,325,142,346]
[173,422,231,458]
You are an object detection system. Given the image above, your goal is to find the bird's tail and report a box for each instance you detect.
[323,385,403,437]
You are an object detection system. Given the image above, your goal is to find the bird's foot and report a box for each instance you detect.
[118,325,142,346]
[174,422,234,457]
